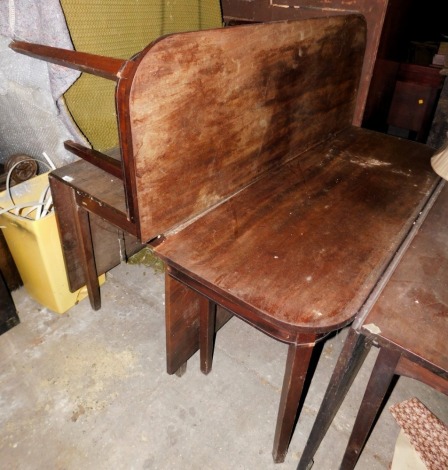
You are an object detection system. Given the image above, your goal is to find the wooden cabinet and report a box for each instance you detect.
[387,63,445,142]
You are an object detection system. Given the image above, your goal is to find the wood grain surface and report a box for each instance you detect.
[156,127,438,334]
[362,183,448,376]
[50,161,142,291]
[128,15,366,241]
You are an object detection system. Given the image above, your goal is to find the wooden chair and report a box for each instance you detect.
[297,180,447,470]
[11,15,441,462]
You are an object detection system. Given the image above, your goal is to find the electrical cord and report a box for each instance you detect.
[1,153,56,223]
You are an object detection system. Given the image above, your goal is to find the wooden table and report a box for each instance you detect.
[298,180,448,470]
[155,127,440,462]
[49,159,143,297]
[12,14,442,463]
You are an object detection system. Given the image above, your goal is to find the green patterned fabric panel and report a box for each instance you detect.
[60,0,222,151]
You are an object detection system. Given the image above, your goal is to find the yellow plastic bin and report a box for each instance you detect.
[0,173,104,313]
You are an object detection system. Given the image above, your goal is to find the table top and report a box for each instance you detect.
[156,127,438,335]
[51,154,127,214]
[361,182,448,376]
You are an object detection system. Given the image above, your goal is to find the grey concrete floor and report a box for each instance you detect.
[1,261,447,469]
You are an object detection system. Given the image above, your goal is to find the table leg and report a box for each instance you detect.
[341,347,400,470]
[298,329,370,470]
[165,270,233,376]
[200,295,217,374]
[165,273,201,374]
[272,338,316,463]
[73,204,101,310]
[49,175,85,292]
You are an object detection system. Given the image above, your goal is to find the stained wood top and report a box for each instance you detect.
[155,127,438,335]
[128,15,366,241]
[51,158,127,214]
[361,183,448,376]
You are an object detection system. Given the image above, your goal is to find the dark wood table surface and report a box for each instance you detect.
[359,181,448,376]
[156,127,438,336]
[298,180,447,470]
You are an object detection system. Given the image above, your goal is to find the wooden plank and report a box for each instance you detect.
[387,81,437,134]
[128,15,366,241]
[165,273,233,374]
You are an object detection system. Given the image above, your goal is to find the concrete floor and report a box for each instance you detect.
[1,260,447,469]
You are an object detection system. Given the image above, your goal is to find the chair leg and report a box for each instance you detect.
[73,204,101,310]
[340,347,400,470]
[199,295,216,375]
[297,329,371,470]
[272,338,316,463]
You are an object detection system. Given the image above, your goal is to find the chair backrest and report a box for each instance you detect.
[123,14,366,241]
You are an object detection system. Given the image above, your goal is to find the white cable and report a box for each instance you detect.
[0,202,45,220]
[22,204,41,218]
[41,195,53,219]
[5,158,52,208]
[2,158,54,221]
[35,185,52,220]
[42,152,56,170]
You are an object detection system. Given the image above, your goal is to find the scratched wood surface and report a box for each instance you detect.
[51,159,127,213]
[129,15,366,241]
[220,0,390,127]
[361,183,448,376]
[155,127,438,335]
